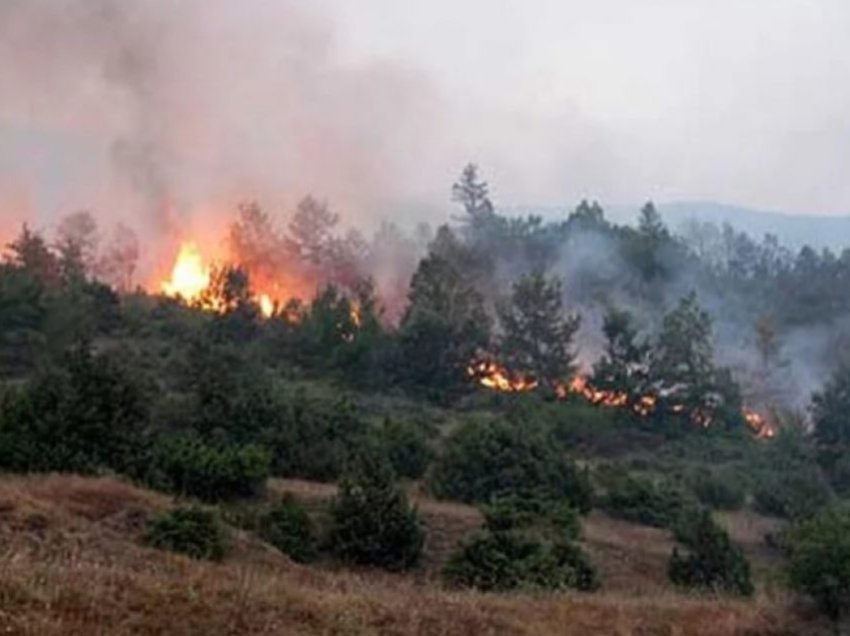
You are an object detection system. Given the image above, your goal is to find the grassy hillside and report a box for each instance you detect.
[0,474,823,636]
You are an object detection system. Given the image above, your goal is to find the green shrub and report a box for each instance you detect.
[602,475,697,528]
[668,510,753,596]
[328,449,424,570]
[270,394,368,481]
[753,469,832,520]
[0,345,148,475]
[145,506,227,561]
[483,494,580,541]
[429,419,592,511]
[372,418,433,480]
[689,469,746,511]
[786,505,850,621]
[259,494,317,563]
[443,531,598,592]
[151,435,270,502]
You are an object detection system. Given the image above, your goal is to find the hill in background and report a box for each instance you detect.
[508,201,850,252]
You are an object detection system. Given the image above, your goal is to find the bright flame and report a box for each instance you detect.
[161,243,210,302]
[470,357,773,440]
[258,294,275,318]
[744,408,776,439]
[351,305,362,329]
[467,360,539,393]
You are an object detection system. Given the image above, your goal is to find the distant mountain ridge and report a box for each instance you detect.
[654,202,850,252]
[506,201,850,252]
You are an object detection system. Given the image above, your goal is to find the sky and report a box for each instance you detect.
[1,0,850,238]
[319,0,850,214]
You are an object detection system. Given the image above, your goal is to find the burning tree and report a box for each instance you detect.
[591,307,651,403]
[497,272,580,389]
[650,292,743,428]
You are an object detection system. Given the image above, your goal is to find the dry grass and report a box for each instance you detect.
[0,475,827,635]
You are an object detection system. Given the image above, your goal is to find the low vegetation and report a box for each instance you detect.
[668,510,754,597]
[145,506,227,561]
[3,166,850,632]
[327,449,424,570]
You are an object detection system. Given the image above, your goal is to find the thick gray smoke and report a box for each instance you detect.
[0,0,445,272]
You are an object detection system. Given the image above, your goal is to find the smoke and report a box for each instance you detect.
[0,0,446,273]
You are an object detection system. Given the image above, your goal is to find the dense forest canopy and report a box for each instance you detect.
[4,164,850,424]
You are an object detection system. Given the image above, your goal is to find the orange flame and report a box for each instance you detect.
[469,357,773,439]
[160,242,282,319]
[467,360,539,393]
[161,242,210,302]
[743,408,776,439]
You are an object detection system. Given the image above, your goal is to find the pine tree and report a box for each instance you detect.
[328,448,424,570]
[498,272,580,385]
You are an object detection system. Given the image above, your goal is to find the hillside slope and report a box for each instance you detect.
[0,475,820,636]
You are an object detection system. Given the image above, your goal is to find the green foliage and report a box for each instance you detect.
[0,264,47,374]
[0,344,148,475]
[787,505,850,620]
[689,468,746,511]
[650,293,744,429]
[270,392,368,481]
[293,285,361,370]
[328,449,424,570]
[371,418,433,480]
[591,307,650,401]
[429,419,592,512]
[443,532,598,592]
[145,506,227,561]
[651,293,714,406]
[150,435,270,502]
[668,510,753,596]
[259,494,317,563]
[753,469,832,520]
[602,474,698,528]
[182,341,281,445]
[483,494,580,541]
[497,272,581,385]
[398,239,491,397]
[812,364,850,494]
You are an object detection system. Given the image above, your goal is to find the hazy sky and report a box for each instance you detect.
[319,0,850,214]
[2,0,850,234]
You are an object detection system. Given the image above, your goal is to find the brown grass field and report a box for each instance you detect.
[0,474,828,635]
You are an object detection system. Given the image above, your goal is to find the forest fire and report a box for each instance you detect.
[160,242,209,302]
[744,409,776,439]
[159,241,282,318]
[467,361,539,392]
[469,358,775,438]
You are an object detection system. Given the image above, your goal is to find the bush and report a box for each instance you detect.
[328,449,424,570]
[443,531,598,592]
[483,494,580,541]
[145,506,227,561]
[270,394,368,481]
[151,435,270,502]
[787,505,850,621]
[429,419,592,511]
[753,470,832,520]
[602,475,698,528]
[0,345,148,475]
[689,469,745,511]
[259,494,317,563]
[668,510,753,596]
[371,418,433,480]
